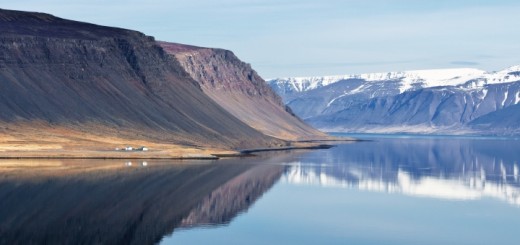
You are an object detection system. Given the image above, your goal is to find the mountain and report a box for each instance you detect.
[269,68,488,96]
[0,8,322,156]
[268,66,520,135]
[159,42,326,140]
[469,103,520,135]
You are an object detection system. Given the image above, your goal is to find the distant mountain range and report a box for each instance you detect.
[268,66,520,135]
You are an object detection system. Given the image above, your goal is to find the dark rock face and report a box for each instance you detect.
[159,42,326,140]
[0,8,283,148]
[0,9,132,39]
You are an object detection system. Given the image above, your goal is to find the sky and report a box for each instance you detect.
[2,0,520,78]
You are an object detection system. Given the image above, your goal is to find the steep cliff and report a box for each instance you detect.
[159,42,327,141]
[0,8,284,154]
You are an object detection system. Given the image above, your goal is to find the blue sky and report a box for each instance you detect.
[2,0,520,78]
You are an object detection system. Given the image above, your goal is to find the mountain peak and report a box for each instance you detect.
[268,66,520,95]
[501,65,520,73]
[0,8,58,22]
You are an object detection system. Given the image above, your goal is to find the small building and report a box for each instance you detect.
[136,146,149,151]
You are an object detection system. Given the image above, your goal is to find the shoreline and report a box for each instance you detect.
[239,144,336,155]
[211,144,337,158]
[0,149,222,160]
[0,156,220,160]
[0,140,356,160]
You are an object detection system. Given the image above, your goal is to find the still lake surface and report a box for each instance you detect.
[1,134,520,244]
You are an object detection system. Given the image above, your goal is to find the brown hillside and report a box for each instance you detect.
[159,42,327,141]
[0,8,286,155]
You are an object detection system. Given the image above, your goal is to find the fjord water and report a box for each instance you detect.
[164,135,520,245]
[1,135,519,244]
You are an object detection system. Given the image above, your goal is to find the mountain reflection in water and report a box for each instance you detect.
[283,137,520,206]
[0,156,287,245]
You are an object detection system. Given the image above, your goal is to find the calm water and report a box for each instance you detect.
[1,135,520,244]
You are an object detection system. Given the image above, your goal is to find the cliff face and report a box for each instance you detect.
[159,42,326,141]
[0,9,283,150]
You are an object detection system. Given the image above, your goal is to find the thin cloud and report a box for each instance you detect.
[450,61,480,66]
[2,1,519,77]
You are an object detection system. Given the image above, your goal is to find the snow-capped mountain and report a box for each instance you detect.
[268,66,520,96]
[267,66,520,135]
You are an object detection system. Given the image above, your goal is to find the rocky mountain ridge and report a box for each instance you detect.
[160,42,326,140]
[0,8,324,156]
[269,66,520,96]
[268,66,520,135]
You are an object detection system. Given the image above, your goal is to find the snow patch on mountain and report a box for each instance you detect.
[269,66,520,94]
[474,65,520,85]
[396,68,486,92]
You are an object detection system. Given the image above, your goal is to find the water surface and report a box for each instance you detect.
[1,135,519,244]
[165,135,520,245]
